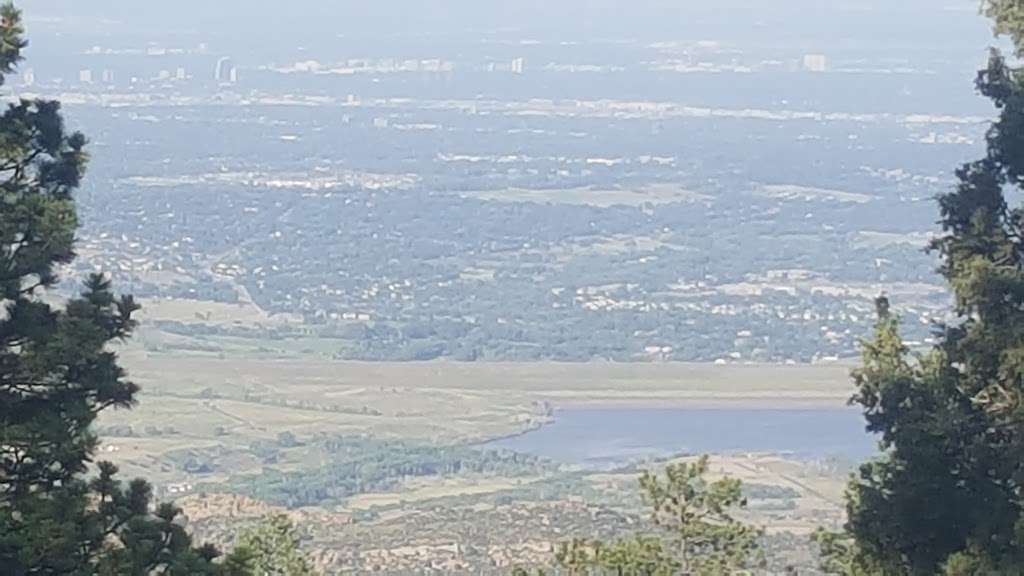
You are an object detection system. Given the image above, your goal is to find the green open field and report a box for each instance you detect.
[95,339,858,573]
[100,345,854,483]
[94,296,861,574]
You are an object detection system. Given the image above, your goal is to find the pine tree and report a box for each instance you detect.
[539,457,762,576]
[224,515,318,576]
[985,0,1024,57]
[638,456,763,575]
[817,7,1024,574]
[0,4,229,574]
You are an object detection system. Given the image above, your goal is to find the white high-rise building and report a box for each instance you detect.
[78,69,93,84]
[511,57,525,74]
[176,67,186,81]
[802,54,828,73]
[215,57,237,83]
[101,69,115,84]
[22,68,34,86]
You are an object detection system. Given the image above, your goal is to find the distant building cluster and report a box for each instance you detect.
[74,65,197,86]
[39,48,240,91]
[486,57,527,74]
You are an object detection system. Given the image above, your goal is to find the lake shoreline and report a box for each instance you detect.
[484,406,876,464]
[550,396,854,410]
[473,399,861,450]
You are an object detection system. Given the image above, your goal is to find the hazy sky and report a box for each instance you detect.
[15,0,989,45]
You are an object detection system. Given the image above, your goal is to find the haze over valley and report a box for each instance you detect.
[1,2,1014,574]
[14,0,992,364]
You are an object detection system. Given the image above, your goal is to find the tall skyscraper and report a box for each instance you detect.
[511,58,525,74]
[78,69,93,84]
[215,57,237,84]
[101,69,115,84]
[21,68,34,86]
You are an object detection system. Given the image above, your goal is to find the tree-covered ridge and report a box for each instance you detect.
[222,436,555,509]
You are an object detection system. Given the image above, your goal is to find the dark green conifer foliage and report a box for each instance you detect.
[535,457,762,576]
[223,515,318,576]
[818,7,1024,575]
[0,4,228,574]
